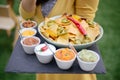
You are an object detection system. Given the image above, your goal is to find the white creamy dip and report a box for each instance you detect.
[35,43,56,55]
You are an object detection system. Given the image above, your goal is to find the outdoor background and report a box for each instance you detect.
[0,0,120,80]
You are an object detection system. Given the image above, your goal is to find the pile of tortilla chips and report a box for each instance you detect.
[39,14,100,45]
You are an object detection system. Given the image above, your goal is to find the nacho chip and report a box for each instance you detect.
[45,29,57,39]
[56,34,69,44]
[86,24,100,41]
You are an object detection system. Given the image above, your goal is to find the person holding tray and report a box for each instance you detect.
[18,0,99,80]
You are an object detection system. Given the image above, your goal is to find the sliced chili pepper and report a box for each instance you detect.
[67,16,87,36]
[41,45,48,51]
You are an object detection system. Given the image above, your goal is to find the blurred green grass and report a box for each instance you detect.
[95,0,120,80]
[0,0,120,80]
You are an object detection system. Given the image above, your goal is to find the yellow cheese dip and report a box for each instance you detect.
[22,30,35,36]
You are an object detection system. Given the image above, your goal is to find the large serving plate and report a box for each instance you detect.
[38,15,104,50]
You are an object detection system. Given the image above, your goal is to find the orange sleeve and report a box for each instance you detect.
[75,0,99,21]
[19,2,36,20]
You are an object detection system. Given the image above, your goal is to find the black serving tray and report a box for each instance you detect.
[5,33,106,74]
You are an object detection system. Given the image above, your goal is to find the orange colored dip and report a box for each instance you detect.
[55,48,75,61]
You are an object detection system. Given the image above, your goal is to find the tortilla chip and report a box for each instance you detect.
[45,29,57,39]
[86,24,100,41]
[80,20,89,29]
[43,17,50,29]
[56,34,69,44]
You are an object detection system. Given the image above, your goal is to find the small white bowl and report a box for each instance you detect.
[20,20,37,29]
[20,28,37,37]
[77,49,100,71]
[34,43,56,64]
[54,48,76,70]
[21,36,40,54]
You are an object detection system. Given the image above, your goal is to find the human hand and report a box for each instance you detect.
[21,0,37,12]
